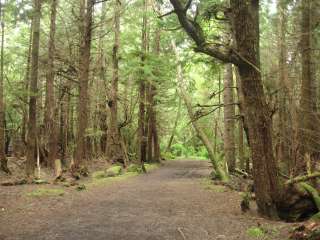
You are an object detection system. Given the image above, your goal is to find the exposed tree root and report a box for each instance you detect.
[277,184,319,221]
[0,164,11,175]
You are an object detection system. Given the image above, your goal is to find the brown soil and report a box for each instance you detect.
[0,160,291,240]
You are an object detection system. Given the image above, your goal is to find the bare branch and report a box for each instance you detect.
[158,10,175,18]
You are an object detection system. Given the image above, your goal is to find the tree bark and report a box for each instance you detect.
[296,0,319,174]
[21,25,33,153]
[147,22,161,163]
[223,64,235,172]
[107,0,123,163]
[98,2,108,155]
[276,0,292,173]
[44,0,58,169]
[0,2,8,174]
[137,0,149,167]
[74,0,93,173]
[26,0,41,177]
[230,0,280,218]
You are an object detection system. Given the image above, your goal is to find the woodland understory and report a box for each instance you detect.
[1,0,320,237]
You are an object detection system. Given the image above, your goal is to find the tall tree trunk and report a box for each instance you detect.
[276,0,291,173]
[107,0,123,163]
[98,2,108,155]
[0,2,8,174]
[21,25,33,151]
[296,0,319,174]
[59,80,70,167]
[147,23,161,163]
[137,0,148,167]
[230,0,280,218]
[73,0,93,174]
[44,0,58,169]
[26,0,41,177]
[235,69,249,172]
[146,84,153,162]
[213,69,222,154]
[223,64,235,172]
[238,116,244,170]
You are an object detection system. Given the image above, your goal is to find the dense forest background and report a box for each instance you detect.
[0,0,320,226]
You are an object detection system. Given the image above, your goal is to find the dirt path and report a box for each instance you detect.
[0,160,289,240]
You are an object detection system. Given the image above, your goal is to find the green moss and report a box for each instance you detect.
[127,164,143,173]
[299,182,320,210]
[144,163,159,171]
[86,171,139,188]
[105,165,122,177]
[126,163,159,173]
[92,170,107,179]
[200,178,227,192]
[27,188,65,197]
[311,212,320,221]
[246,227,265,238]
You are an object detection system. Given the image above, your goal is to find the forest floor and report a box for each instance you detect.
[0,159,292,240]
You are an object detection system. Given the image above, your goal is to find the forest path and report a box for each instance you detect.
[0,160,287,240]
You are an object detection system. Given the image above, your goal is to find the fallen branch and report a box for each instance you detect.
[286,172,320,185]
[1,178,49,186]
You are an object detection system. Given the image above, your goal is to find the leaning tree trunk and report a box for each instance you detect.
[166,93,181,153]
[173,40,228,182]
[26,0,41,177]
[223,64,236,172]
[230,0,280,218]
[73,0,93,175]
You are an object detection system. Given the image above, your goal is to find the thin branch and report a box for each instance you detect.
[158,10,175,18]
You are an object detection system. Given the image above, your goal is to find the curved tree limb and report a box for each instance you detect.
[169,0,241,65]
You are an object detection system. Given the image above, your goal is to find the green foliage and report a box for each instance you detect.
[246,227,266,238]
[76,184,86,191]
[169,143,210,159]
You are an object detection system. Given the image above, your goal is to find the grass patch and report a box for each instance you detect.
[200,178,227,192]
[92,170,106,179]
[105,165,122,177]
[246,227,266,239]
[27,188,65,197]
